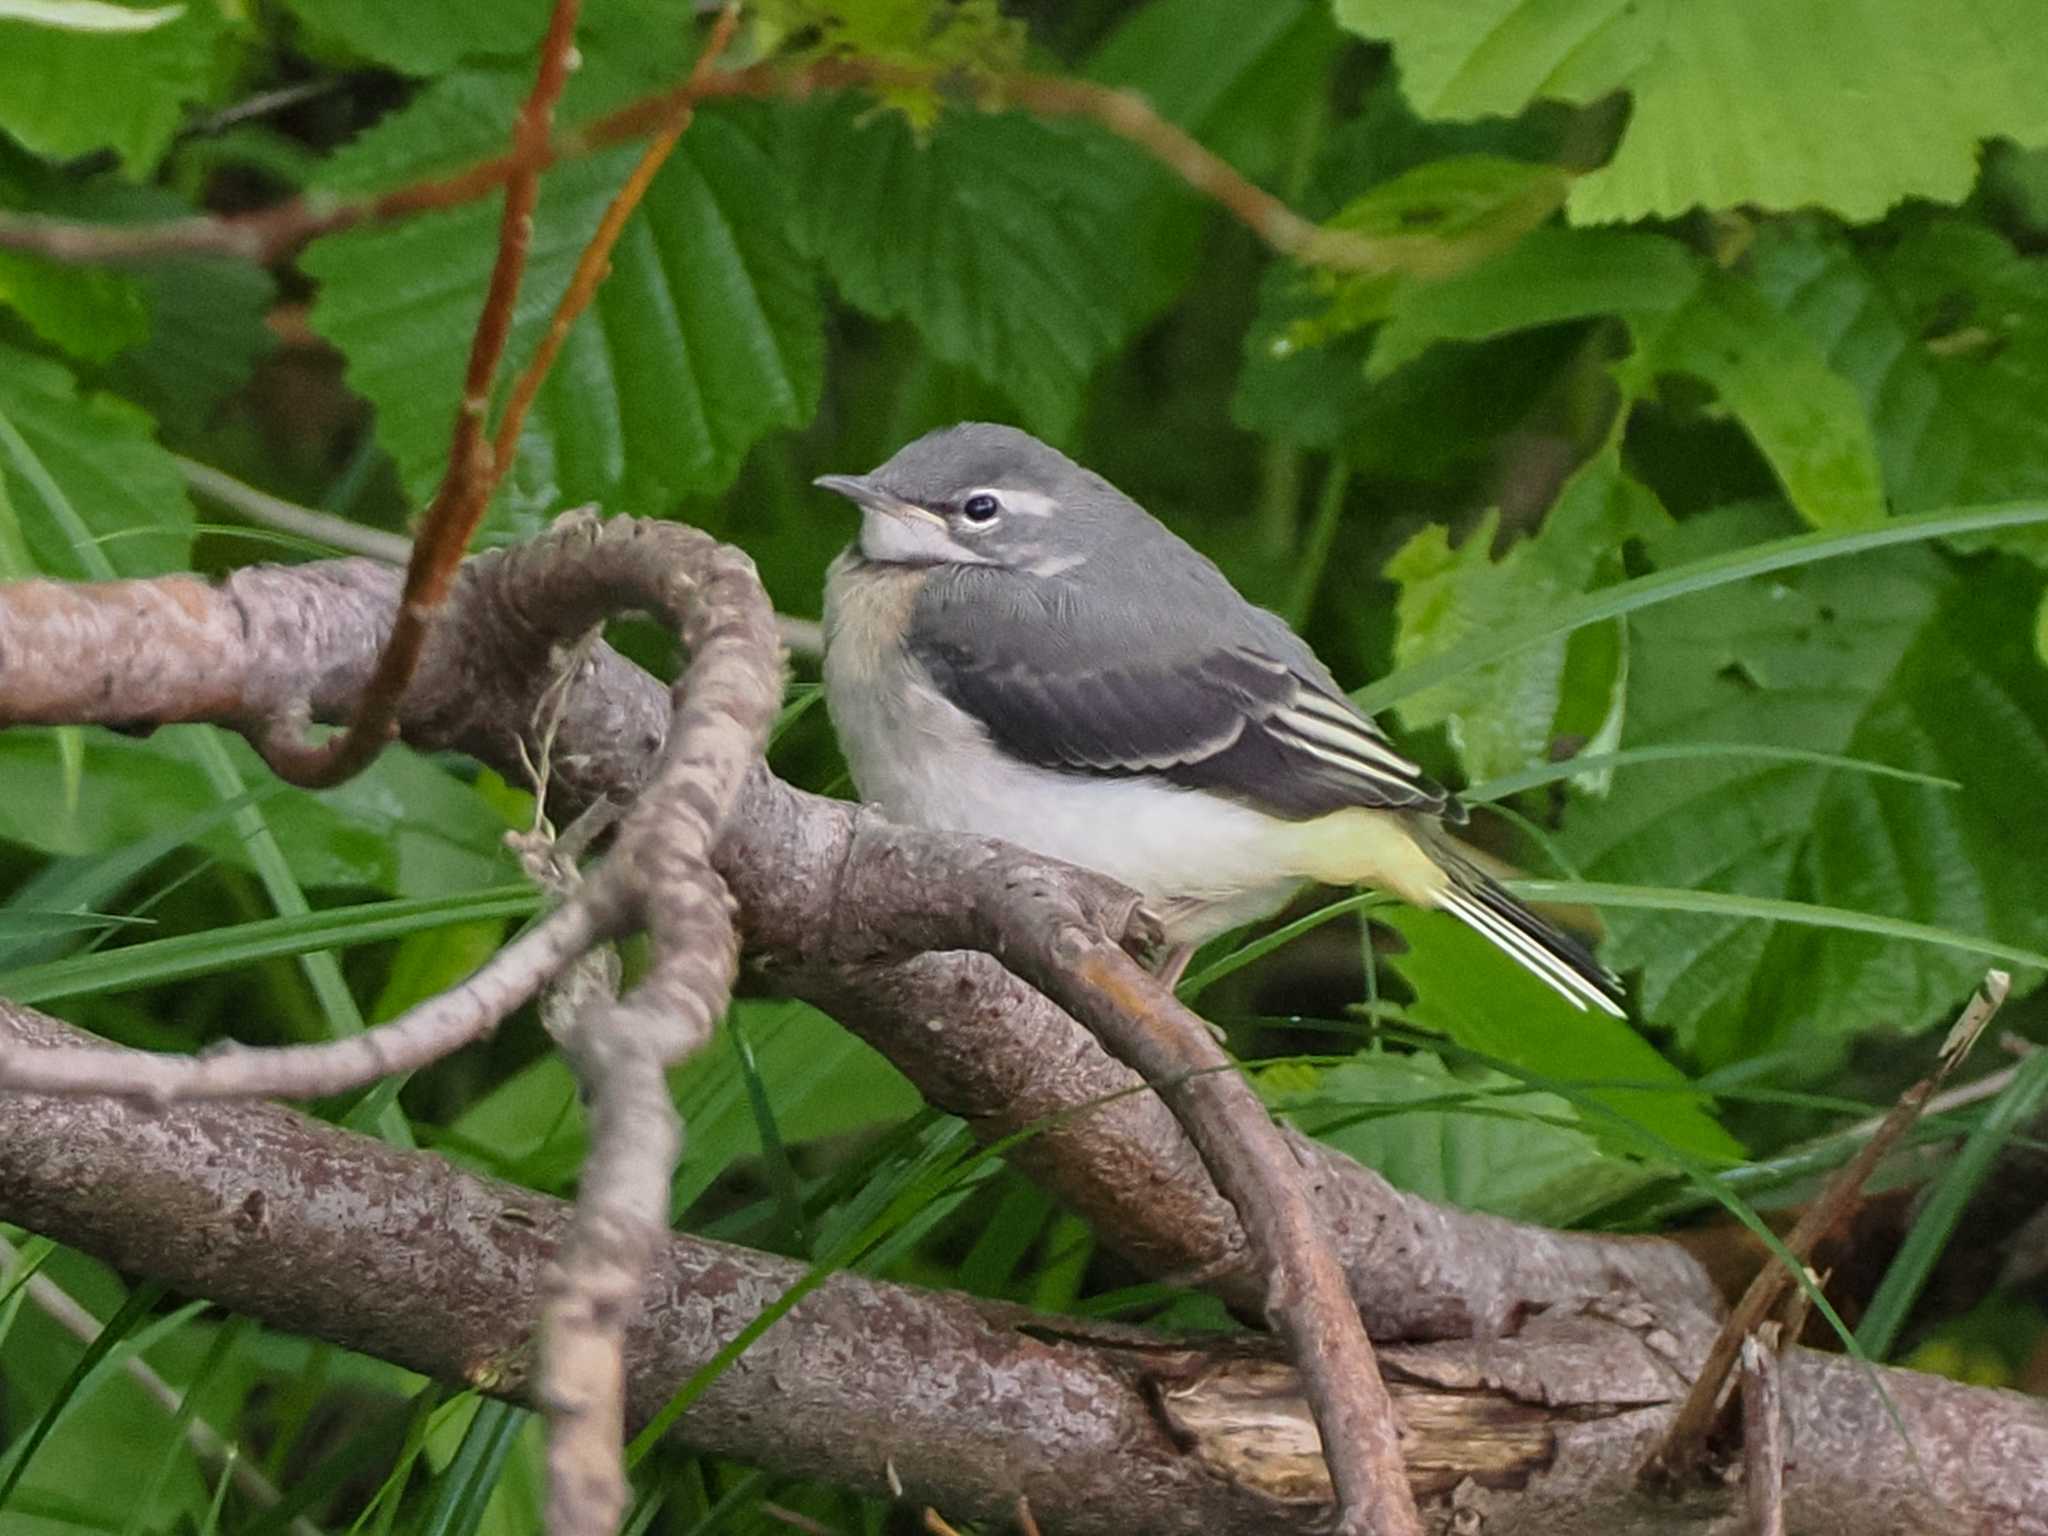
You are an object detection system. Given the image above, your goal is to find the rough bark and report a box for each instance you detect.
[0,553,1723,1343]
[3,999,2043,1535]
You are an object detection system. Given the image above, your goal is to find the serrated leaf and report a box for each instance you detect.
[0,249,147,364]
[1749,219,2048,560]
[1230,89,1577,473]
[1560,505,2048,1063]
[1368,227,1883,529]
[1086,0,1336,180]
[783,97,1155,440]
[1335,0,2048,222]
[1377,907,1741,1163]
[279,0,550,74]
[0,0,223,175]
[1386,451,1665,779]
[306,98,821,523]
[1267,1048,1650,1224]
[0,340,190,578]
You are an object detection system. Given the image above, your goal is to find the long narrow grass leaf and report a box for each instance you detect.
[0,886,539,1003]
[1469,743,1962,803]
[1354,500,2048,713]
[0,1284,185,1514]
[1509,880,2048,972]
[412,1399,523,1536]
[1856,1050,2048,1359]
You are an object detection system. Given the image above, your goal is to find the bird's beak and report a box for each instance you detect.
[813,473,943,525]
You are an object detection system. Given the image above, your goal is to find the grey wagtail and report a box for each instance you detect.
[817,422,1626,1015]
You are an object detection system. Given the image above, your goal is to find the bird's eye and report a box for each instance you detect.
[959,492,1002,525]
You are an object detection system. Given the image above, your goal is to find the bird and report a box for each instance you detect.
[815,422,1625,1016]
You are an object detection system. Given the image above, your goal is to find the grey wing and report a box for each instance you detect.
[908,571,1454,820]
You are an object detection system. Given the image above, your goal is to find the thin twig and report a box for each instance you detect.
[489,6,740,497]
[0,60,1435,279]
[259,0,586,789]
[1052,945,1421,1536]
[760,1503,841,1536]
[1013,1494,1042,1536]
[0,1235,324,1536]
[0,901,605,1100]
[1641,969,2009,1490]
[179,456,826,655]
[178,456,413,564]
[1742,1327,1787,1536]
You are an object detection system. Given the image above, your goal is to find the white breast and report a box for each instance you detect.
[822,555,1310,945]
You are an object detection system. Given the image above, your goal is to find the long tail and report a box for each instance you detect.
[1427,848,1627,1017]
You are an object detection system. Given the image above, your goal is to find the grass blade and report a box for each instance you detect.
[1856,1049,2048,1359]
[0,1284,192,1514]
[1354,500,2048,714]
[1509,880,2048,973]
[0,886,539,1003]
[1468,743,1961,803]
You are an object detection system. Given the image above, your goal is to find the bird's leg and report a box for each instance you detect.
[1152,942,1195,991]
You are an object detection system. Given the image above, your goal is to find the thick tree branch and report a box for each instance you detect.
[0,549,1724,1344]
[3,999,2045,1535]
[0,524,1416,1535]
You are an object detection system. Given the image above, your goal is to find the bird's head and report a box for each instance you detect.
[815,422,1137,577]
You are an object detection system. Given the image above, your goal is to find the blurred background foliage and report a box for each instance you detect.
[4,0,2048,1531]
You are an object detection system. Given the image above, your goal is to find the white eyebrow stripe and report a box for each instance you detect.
[1274,705,1423,776]
[987,488,1059,518]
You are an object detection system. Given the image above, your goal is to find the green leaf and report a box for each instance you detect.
[1356,499,2048,715]
[1368,227,1884,529]
[0,883,538,1004]
[97,257,276,439]
[1085,0,1337,182]
[0,729,514,898]
[0,340,192,578]
[1229,83,1576,475]
[1559,506,2048,1062]
[1378,906,1740,1162]
[1335,0,2048,222]
[1267,1049,1653,1224]
[1749,219,2048,559]
[306,90,821,524]
[1079,0,1340,335]
[278,0,550,74]
[0,0,223,175]
[446,1000,920,1199]
[0,249,147,364]
[783,97,1155,440]
[1857,1048,2048,1359]
[1385,451,1665,779]
[1238,262,1534,476]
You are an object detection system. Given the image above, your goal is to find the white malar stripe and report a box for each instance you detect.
[1271,726,1422,794]
[1277,702,1423,776]
[1436,890,1626,1017]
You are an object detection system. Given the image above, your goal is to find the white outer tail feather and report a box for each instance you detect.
[1434,887,1627,1018]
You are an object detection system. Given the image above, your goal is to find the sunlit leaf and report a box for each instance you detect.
[1335,0,2048,222]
